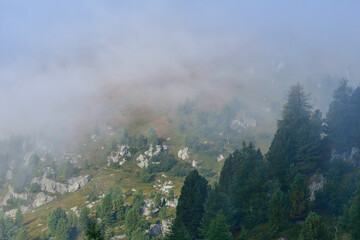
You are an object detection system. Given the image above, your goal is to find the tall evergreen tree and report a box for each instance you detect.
[14,207,24,227]
[125,207,141,240]
[299,212,329,240]
[267,84,325,187]
[48,207,67,236]
[289,174,309,221]
[55,218,70,240]
[348,185,360,240]
[326,79,353,152]
[229,142,268,230]
[102,194,114,226]
[114,195,125,222]
[268,186,289,234]
[168,170,209,240]
[85,218,104,240]
[79,206,91,233]
[205,212,232,240]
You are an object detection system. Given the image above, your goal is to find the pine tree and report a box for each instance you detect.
[299,212,329,240]
[15,207,24,227]
[55,218,70,240]
[267,84,325,186]
[229,142,268,230]
[101,194,114,226]
[289,174,309,221]
[48,207,67,236]
[85,218,104,240]
[205,212,232,240]
[114,195,125,222]
[268,186,289,233]
[79,206,91,232]
[125,207,141,239]
[168,170,209,240]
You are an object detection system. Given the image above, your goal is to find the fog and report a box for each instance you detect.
[1,1,360,144]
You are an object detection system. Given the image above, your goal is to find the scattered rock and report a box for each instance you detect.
[1,185,28,206]
[107,145,131,166]
[71,206,79,216]
[136,154,149,168]
[34,175,91,194]
[217,154,224,162]
[178,148,190,160]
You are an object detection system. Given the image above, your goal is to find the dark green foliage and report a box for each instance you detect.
[114,195,125,222]
[229,142,268,230]
[326,79,354,152]
[289,174,309,221]
[85,218,104,240]
[55,218,71,240]
[169,170,209,240]
[125,207,141,240]
[299,212,329,240]
[0,215,15,239]
[5,198,26,210]
[348,185,360,240]
[200,184,225,238]
[83,159,90,170]
[140,168,154,183]
[87,189,97,202]
[79,206,91,232]
[155,193,162,208]
[15,207,24,227]
[268,186,289,233]
[267,84,326,186]
[101,193,115,226]
[56,160,77,181]
[148,153,177,173]
[48,207,67,236]
[205,212,232,240]
[131,189,145,210]
[159,206,167,219]
[11,227,29,240]
[166,221,192,240]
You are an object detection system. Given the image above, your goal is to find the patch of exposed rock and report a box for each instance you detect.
[136,154,149,168]
[107,145,131,166]
[178,147,189,160]
[165,198,178,208]
[217,154,225,162]
[140,199,159,216]
[34,175,92,194]
[149,223,163,237]
[32,192,56,208]
[230,115,257,133]
[5,206,30,217]
[1,186,28,207]
[161,218,173,237]
[330,147,360,167]
[145,145,169,157]
[308,174,325,201]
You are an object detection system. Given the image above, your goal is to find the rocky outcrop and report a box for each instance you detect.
[308,174,325,201]
[32,192,56,208]
[161,218,173,237]
[145,145,169,157]
[166,198,178,208]
[217,154,225,162]
[34,175,91,194]
[107,145,131,166]
[330,147,360,167]
[149,223,163,237]
[5,206,30,217]
[1,186,28,206]
[230,115,257,133]
[140,199,159,216]
[178,148,189,160]
[136,154,149,168]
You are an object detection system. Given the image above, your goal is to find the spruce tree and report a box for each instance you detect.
[125,207,141,239]
[205,212,232,240]
[15,207,24,227]
[55,218,70,240]
[102,193,114,226]
[114,195,125,222]
[168,170,209,240]
[85,218,104,240]
[267,84,325,186]
[299,212,329,240]
[268,186,289,233]
[79,206,91,232]
[289,174,309,221]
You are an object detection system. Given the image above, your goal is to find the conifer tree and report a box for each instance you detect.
[55,218,70,240]
[268,186,289,233]
[15,207,24,227]
[79,206,91,232]
[348,185,360,239]
[85,218,104,240]
[114,195,125,222]
[205,212,232,240]
[267,84,325,186]
[101,193,114,226]
[168,170,209,240]
[299,212,329,240]
[289,174,309,221]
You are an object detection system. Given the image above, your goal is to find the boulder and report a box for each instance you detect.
[107,145,131,166]
[149,223,163,237]
[217,154,225,162]
[34,175,91,194]
[178,148,190,160]
[145,145,169,157]
[136,154,148,168]
[161,218,173,237]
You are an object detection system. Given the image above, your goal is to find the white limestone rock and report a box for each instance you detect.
[136,154,149,168]
[177,148,190,160]
[32,192,56,208]
[107,145,131,166]
[217,154,224,162]
[308,174,325,201]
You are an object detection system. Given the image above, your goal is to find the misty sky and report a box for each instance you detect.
[1,1,360,140]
